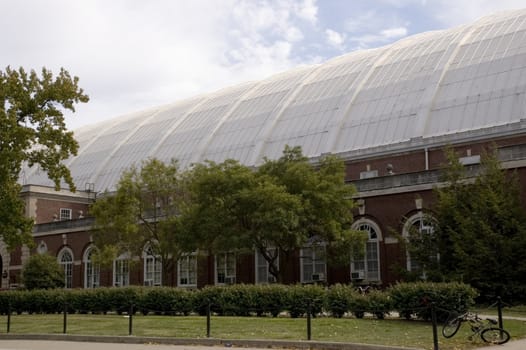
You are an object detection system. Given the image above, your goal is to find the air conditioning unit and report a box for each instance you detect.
[144,280,154,286]
[267,276,277,283]
[224,276,236,285]
[311,273,325,281]
[351,271,365,280]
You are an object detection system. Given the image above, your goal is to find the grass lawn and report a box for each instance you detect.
[2,313,525,350]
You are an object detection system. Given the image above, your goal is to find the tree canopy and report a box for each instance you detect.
[91,159,186,285]
[92,146,362,284]
[0,66,88,249]
[184,146,363,282]
[407,147,526,298]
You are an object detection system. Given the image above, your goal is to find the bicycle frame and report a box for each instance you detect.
[442,311,510,344]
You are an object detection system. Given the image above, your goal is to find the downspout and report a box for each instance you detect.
[425,147,429,171]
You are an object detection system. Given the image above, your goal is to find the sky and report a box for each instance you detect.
[1,0,525,130]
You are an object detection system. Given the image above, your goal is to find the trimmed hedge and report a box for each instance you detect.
[389,282,478,321]
[1,282,477,320]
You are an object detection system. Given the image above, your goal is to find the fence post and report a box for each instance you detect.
[497,297,504,330]
[7,302,11,333]
[431,303,439,350]
[63,300,68,334]
[206,303,211,338]
[306,301,312,341]
[128,304,134,335]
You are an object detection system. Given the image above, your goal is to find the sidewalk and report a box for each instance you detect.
[0,334,422,350]
[1,333,526,350]
[474,337,526,350]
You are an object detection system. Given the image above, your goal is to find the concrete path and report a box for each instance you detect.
[474,337,526,350]
[1,338,526,350]
[2,340,212,350]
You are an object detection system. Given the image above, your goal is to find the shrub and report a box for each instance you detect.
[366,290,392,319]
[107,287,141,314]
[251,284,288,317]
[21,254,64,290]
[193,285,224,315]
[389,282,478,321]
[286,284,325,318]
[326,284,353,318]
[138,287,193,315]
[349,292,368,318]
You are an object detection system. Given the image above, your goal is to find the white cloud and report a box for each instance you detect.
[0,0,321,129]
[295,0,319,24]
[344,11,379,33]
[325,29,346,50]
[3,0,523,131]
[380,27,408,39]
[427,0,526,27]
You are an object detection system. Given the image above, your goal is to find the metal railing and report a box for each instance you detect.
[33,217,95,233]
[351,143,526,193]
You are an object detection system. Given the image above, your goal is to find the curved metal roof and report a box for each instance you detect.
[25,9,526,191]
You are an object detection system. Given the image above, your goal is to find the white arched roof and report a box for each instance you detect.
[25,9,526,191]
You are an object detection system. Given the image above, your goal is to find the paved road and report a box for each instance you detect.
[0,340,247,350]
[2,338,526,350]
[3,338,526,350]
[474,338,526,350]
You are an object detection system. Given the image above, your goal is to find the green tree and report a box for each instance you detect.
[22,253,65,290]
[0,67,88,249]
[91,158,186,285]
[409,147,526,297]
[184,146,364,282]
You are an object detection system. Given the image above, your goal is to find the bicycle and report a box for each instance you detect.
[442,311,510,344]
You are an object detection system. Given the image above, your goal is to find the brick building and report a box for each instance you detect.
[5,9,526,289]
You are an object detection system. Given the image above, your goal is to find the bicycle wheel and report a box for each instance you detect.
[481,327,510,344]
[442,316,462,338]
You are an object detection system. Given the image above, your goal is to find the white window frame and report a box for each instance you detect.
[403,212,438,274]
[255,248,279,284]
[351,219,382,282]
[177,253,197,287]
[300,244,326,284]
[113,254,130,287]
[143,246,162,286]
[59,208,72,221]
[215,252,236,285]
[58,247,73,289]
[83,246,100,288]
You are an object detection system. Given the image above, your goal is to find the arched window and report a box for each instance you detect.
[403,212,438,276]
[113,253,130,287]
[351,219,382,282]
[83,246,100,288]
[143,246,162,286]
[37,241,48,254]
[58,248,73,288]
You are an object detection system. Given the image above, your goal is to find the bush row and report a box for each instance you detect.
[0,282,477,320]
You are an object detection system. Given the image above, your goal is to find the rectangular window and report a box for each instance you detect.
[301,245,326,283]
[178,253,197,287]
[255,248,278,284]
[64,262,73,288]
[86,261,100,288]
[216,252,236,284]
[113,259,129,287]
[60,208,72,221]
[59,251,73,289]
[145,255,162,286]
